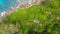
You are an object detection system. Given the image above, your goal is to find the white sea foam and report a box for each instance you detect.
[0,0,44,17]
[10,7,14,10]
[1,11,6,16]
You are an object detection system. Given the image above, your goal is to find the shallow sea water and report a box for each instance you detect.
[0,0,19,16]
[0,0,35,16]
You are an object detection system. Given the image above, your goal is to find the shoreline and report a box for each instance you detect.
[0,0,45,18]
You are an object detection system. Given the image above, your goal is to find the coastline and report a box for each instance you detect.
[0,0,45,18]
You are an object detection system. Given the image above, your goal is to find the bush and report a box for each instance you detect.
[0,0,60,34]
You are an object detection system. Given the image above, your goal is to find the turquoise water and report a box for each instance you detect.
[0,0,26,16]
[0,0,18,15]
[0,0,35,16]
[0,0,4,5]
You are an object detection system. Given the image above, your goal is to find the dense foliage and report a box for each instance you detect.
[0,0,60,34]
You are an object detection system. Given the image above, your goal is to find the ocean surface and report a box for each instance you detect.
[0,0,19,16]
[0,0,35,16]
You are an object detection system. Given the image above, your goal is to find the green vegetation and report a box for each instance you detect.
[0,0,60,34]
